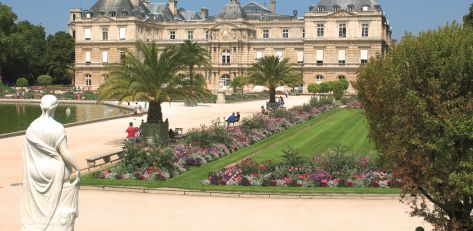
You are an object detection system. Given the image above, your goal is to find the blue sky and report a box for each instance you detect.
[1,0,471,39]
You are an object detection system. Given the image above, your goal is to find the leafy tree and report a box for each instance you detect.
[229,76,245,94]
[245,56,301,103]
[16,77,28,88]
[37,75,53,87]
[328,81,345,100]
[98,42,211,124]
[339,79,349,90]
[464,3,473,27]
[44,32,75,84]
[307,83,320,96]
[319,82,330,95]
[357,24,473,230]
[178,40,211,83]
[0,3,17,79]
[2,21,46,83]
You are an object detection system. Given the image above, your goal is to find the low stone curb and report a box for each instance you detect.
[80,185,400,200]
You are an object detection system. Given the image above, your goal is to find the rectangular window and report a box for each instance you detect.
[317,24,324,37]
[84,28,91,40]
[282,29,289,38]
[85,50,91,63]
[316,50,324,66]
[187,30,193,40]
[120,50,126,62]
[361,50,368,64]
[362,24,369,37]
[119,27,126,40]
[263,29,269,39]
[205,30,209,40]
[72,30,76,39]
[102,28,108,41]
[276,51,283,59]
[338,50,346,66]
[102,51,108,63]
[256,51,263,60]
[297,50,304,64]
[170,30,176,40]
[302,29,305,38]
[339,24,346,38]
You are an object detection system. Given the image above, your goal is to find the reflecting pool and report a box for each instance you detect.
[0,103,130,134]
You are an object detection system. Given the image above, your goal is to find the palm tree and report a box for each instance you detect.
[245,56,302,104]
[178,40,211,83]
[97,42,211,124]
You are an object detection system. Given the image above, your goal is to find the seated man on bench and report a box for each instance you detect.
[226,112,238,127]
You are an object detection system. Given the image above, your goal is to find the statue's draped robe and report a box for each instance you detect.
[21,118,79,231]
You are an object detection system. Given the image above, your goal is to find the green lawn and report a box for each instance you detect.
[82,109,395,194]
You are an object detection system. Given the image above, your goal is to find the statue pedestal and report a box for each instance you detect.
[216,90,226,104]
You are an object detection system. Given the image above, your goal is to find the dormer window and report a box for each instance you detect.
[99,11,105,16]
[347,4,354,11]
[332,4,340,12]
[109,11,116,17]
[122,10,129,17]
[317,6,325,13]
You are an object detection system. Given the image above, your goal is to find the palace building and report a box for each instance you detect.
[69,0,392,93]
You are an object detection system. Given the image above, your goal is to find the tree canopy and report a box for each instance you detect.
[463,3,473,27]
[0,2,74,85]
[37,75,53,87]
[357,24,473,230]
[98,42,210,123]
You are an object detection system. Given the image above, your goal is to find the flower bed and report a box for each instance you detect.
[202,147,399,188]
[93,98,336,181]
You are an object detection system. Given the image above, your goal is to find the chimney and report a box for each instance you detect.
[168,0,178,16]
[269,0,276,15]
[200,8,209,19]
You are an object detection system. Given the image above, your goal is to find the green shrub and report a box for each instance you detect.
[240,114,265,130]
[16,78,28,88]
[281,146,306,167]
[82,91,97,100]
[37,75,53,87]
[185,118,232,146]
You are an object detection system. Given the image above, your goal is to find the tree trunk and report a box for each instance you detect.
[147,100,162,124]
[269,87,276,103]
[189,64,194,83]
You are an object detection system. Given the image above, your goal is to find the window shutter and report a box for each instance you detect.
[85,51,91,62]
[119,27,126,40]
[297,51,304,62]
[338,50,346,61]
[84,28,91,39]
[361,50,368,60]
[316,50,324,61]
[256,51,263,60]
[102,51,108,63]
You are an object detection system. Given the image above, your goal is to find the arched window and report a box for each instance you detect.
[221,49,231,64]
[221,74,231,87]
[315,75,324,82]
[338,75,346,80]
[85,74,92,86]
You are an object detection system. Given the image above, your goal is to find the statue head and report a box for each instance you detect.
[40,95,58,117]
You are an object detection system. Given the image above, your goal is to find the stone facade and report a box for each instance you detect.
[69,0,392,93]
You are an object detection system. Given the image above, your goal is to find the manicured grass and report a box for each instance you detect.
[82,109,397,194]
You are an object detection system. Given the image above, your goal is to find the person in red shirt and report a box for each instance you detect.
[126,122,137,142]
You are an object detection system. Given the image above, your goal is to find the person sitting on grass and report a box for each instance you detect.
[236,112,241,122]
[226,112,237,126]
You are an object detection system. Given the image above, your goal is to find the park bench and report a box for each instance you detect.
[86,151,121,167]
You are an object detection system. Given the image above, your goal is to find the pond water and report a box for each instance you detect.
[0,103,131,134]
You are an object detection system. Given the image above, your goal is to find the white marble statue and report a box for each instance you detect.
[21,95,80,231]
